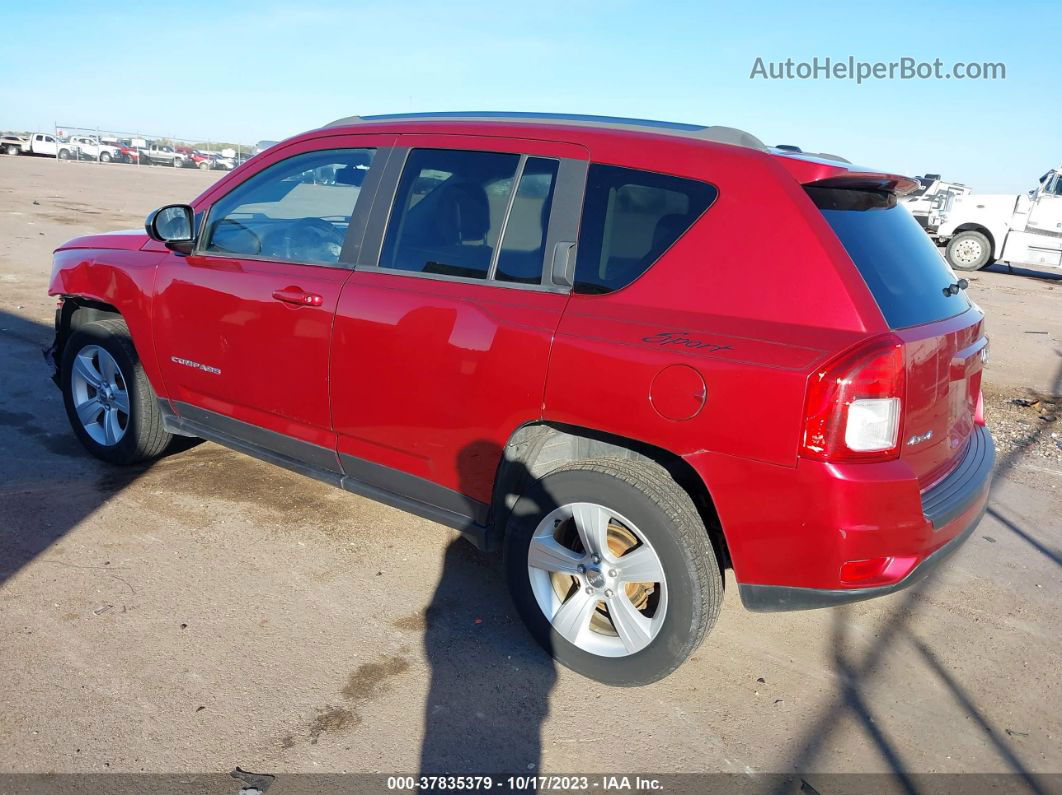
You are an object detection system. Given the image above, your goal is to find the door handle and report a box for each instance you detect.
[272,287,323,307]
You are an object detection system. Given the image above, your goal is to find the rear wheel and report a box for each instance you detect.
[946,230,993,271]
[58,148,70,160]
[504,458,721,686]
[61,319,171,465]
[100,151,112,163]
[4,144,19,155]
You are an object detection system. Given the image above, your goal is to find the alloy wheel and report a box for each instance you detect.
[70,345,130,446]
[527,502,668,657]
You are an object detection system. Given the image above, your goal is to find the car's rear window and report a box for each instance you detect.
[807,186,970,329]
[574,165,716,294]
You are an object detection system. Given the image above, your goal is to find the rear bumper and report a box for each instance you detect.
[686,425,995,612]
[738,499,986,611]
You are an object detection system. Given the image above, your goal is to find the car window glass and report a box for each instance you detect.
[495,158,559,284]
[203,148,374,266]
[809,186,970,328]
[380,149,521,280]
[574,164,717,294]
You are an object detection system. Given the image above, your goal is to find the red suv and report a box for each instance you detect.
[46,112,994,685]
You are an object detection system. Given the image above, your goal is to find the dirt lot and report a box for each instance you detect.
[0,155,1059,780]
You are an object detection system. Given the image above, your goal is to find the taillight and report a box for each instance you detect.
[801,334,906,462]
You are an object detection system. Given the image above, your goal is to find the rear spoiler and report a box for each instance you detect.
[771,151,919,196]
[807,173,921,196]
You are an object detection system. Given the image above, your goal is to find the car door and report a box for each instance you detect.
[1028,172,1062,238]
[330,136,588,522]
[153,135,395,462]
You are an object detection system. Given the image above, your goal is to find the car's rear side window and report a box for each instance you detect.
[808,186,970,328]
[574,165,717,294]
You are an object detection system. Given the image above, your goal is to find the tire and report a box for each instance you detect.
[58,148,70,161]
[504,458,722,686]
[4,144,19,155]
[945,230,993,271]
[61,319,172,465]
[100,151,112,163]
[198,161,210,170]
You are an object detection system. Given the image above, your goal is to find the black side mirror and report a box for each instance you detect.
[146,204,195,254]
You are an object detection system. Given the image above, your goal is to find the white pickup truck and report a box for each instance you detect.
[7,133,61,157]
[938,168,1062,271]
[67,135,122,163]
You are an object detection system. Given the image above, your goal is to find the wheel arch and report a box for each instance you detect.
[491,421,731,574]
[951,223,997,257]
[49,296,123,380]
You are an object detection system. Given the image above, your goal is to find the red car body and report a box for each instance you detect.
[47,114,993,611]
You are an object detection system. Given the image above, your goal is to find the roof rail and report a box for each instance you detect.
[322,111,767,150]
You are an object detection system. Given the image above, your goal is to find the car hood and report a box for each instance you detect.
[54,229,148,252]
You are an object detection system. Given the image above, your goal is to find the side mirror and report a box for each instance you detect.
[146,204,195,253]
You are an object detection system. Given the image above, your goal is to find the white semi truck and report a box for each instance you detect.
[900,174,971,239]
[937,168,1062,271]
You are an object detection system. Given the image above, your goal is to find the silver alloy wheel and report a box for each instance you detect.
[952,237,984,266]
[70,344,130,446]
[527,502,668,658]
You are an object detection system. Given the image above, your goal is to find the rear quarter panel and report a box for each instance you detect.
[544,140,886,468]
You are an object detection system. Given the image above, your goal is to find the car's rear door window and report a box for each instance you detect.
[574,164,717,294]
[381,149,524,280]
[808,186,970,328]
[495,158,560,284]
[203,148,375,266]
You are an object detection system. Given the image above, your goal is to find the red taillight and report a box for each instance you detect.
[801,334,906,462]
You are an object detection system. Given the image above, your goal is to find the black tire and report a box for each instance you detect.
[4,144,19,156]
[61,319,172,465]
[504,458,722,686]
[945,230,993,271]
[100,151,112,163]
[58,148,70,161]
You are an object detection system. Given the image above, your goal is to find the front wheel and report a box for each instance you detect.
[100,151,112,163]
[945,230,993,271]
[504,458,722,686]
[61,319,172,465]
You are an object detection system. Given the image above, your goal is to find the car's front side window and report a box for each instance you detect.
[202,148,375,266]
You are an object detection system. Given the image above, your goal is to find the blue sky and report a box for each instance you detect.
[1,0,1057,192]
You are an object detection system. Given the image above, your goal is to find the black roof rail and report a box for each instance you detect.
[322,111,767,150]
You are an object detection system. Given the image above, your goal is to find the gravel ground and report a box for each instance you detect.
[985,388,1062,470]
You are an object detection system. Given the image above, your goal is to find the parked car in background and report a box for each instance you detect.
[188,151,234,170]
[188,151,215,170]
[2,133,30,155]
[67,135,122,163]
[45,111,994,686]
[139,143,186,167]
[937,167,1062,271]
[16,133,61,157]
[900,174,971,240]
[114,144,140,164]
